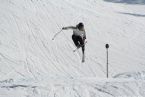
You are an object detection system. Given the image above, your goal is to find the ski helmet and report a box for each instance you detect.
[76,22,84,30]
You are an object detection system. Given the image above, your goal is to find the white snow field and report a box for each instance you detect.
[0,0,145,97]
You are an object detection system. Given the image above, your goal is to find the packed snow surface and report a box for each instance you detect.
[0,0,145,97]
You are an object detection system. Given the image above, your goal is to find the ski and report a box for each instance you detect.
[73,41,87,52]
[72,41,87,63]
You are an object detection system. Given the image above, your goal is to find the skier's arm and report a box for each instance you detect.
[62,26,76,30]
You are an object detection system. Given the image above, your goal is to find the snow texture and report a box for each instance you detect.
[0,0,145,97]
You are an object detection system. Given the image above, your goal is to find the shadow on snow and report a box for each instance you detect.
[118,12,145,17]
[104,0,145,5]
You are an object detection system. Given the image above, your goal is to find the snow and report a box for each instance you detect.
[0,0,145,96]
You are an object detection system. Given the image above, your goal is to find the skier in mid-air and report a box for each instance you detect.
[62,22,86,62]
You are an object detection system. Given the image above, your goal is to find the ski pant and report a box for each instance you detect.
[72,34,85,54]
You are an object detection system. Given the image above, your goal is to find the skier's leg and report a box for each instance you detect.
[77,36,85,52]
[82,45,85,54]
[77,36,85,62]
[82,44,85,62]
[72,35,79,47]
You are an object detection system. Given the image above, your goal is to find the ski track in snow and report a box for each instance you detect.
[0,78,145,97]
[0,0,145,96]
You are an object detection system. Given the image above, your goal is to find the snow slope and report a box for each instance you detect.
[0,0,145,96]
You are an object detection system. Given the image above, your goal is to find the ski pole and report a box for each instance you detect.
[52,29,63,40]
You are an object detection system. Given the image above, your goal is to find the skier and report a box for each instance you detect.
[62,22,86,62]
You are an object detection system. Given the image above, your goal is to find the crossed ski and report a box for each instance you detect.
[73,41,87,52]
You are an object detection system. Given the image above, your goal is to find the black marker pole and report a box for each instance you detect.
[105,44,109,78]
